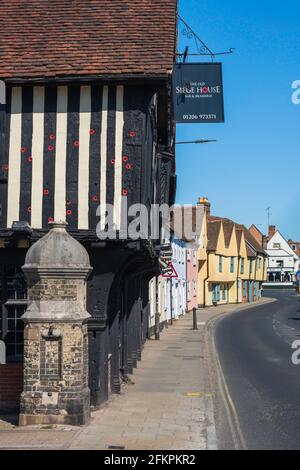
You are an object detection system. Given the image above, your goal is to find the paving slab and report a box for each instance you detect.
[0,298,273,450]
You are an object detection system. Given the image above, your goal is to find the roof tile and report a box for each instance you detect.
[0,0,177,80]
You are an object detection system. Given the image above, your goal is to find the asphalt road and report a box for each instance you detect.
[214,290,300,450]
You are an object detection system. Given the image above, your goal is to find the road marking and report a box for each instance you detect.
[210,316,247,450]
[184,391,212,397]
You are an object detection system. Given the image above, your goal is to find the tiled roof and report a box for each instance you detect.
[236,223,267,256]
[236,228,243,252]
[207,220,222,251]
[208,216,267,256]
[222,220,234,248]
[0,0,177,80]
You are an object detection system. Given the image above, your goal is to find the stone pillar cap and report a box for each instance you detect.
[23,220,92,274]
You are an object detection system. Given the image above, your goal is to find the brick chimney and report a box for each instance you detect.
[198,197,211,217]
[268,225,276,240]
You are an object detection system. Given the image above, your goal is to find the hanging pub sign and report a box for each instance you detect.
[173,62,224,123]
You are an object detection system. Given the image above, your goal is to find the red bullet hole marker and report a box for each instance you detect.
[48,217,54,223]
[126,163,132,170]
[74,141,80,147]
[122,189,128,196]
[49,133,55,140]
[123,156,129,163]
[43,189,49,196]
[129,131,136,138]
[89,129,96,135]
[48,145,54,151]
[27,206,32,213]
[28,156,33,163]
[20,147,26,153]
[3,164,9,171]
[66,209,72,216]
[110,159,115,165]
[92,195,98,202]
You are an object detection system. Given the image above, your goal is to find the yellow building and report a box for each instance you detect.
[197,198,267,307]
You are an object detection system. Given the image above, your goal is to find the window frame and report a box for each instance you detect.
[230,257,235,273]
[219,255,223,273]
[241,258,245,275]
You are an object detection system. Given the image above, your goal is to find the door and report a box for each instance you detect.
[243,281,248,301]
[212,284,220,304]
[249,281,254,303]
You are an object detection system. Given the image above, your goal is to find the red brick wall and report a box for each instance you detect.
[0,363,23,411]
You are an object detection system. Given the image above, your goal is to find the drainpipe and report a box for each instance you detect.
[203,252,210,307]
[236,255,241,304]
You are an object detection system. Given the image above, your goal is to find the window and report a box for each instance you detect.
[230,257,235,273]
[292,245,296,251]
[276,260,284,267]
[250,259,253,274]
[0,265,27,362]
[241,258,245,275]
[243,281,247,298]
[219,256,223,273]
[273,243,281,249]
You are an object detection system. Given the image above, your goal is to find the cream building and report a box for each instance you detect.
[197,198,267,307]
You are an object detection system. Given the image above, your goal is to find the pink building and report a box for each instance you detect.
[186,247,198,312]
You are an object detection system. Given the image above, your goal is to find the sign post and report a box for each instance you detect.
[173,62,224,124]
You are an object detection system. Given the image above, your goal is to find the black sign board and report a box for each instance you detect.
[173,62,224,123]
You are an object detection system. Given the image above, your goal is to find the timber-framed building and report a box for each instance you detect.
[0,0,178,410]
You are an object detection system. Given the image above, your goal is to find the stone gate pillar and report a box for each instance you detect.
[19,221,92,426]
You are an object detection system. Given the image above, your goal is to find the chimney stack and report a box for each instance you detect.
[198,197,211,217]
[268,225,276,240]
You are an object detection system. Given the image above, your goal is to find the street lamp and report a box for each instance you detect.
[176,139,217,145]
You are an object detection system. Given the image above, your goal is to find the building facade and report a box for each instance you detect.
[186,244,199,312]
[0,0,178,412]
[197,199,267,307]
[151,205,204,324]
[265,230,299,283]
[288,240,300,257]
[151,237,187,326]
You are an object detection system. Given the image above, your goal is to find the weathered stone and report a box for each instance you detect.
[19,221,92,426]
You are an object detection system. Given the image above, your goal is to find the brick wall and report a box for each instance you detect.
[0,363,23,411]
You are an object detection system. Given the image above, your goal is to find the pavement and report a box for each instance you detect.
[0,297,274,450]
[214,290,300,450]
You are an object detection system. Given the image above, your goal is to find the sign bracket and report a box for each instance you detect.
[177,15,235,62]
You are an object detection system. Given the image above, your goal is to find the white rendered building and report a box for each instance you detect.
[266,230,299,283]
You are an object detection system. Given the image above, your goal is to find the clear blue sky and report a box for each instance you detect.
[176,0,300,240]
